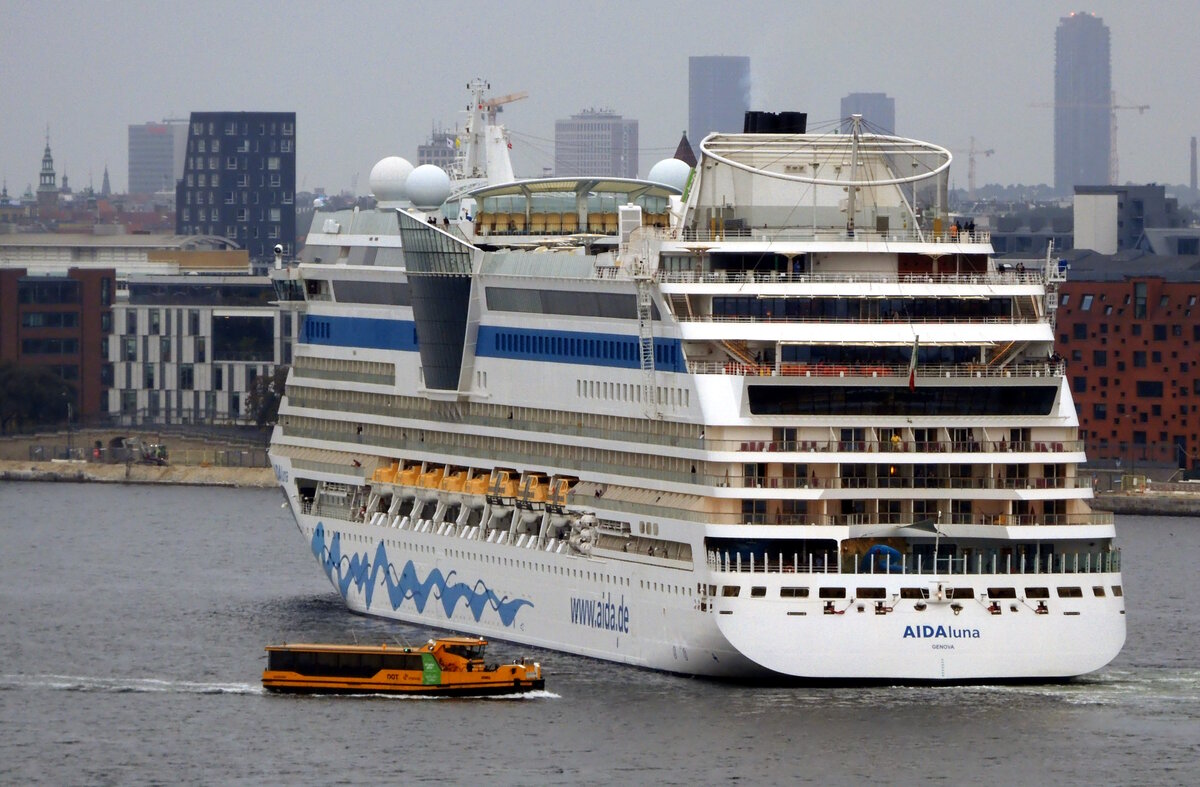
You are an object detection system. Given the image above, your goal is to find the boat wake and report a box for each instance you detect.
[0,673,262,696]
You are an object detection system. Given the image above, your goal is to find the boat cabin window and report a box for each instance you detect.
[818,587,847,599]
[900,587,930,600]
[856,587,887,599]
[987,587,1017,599]
[1025,587,1050,599]
[443,644,484,660]
[1092,586,1106,597]
[1111,585,1123,597]
[780,587,809,598]
[1056,587,1083,598]
[946,587,975,599]
[721,586,741,597]
[750,587,766,597]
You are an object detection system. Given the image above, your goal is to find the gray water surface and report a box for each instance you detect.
[1,483,1196,785]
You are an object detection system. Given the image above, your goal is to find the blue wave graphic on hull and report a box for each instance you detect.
[310,523,533,627]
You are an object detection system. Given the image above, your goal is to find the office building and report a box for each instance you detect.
[1074,184,1182,253]
[1055,12,1111,193]
[107,275,296,425]
[688,56,750,142]
[417,125,460,175]
[554,109,638,178]
[840,93,895,135]
[175,111,297,265]
[128,120,189,195]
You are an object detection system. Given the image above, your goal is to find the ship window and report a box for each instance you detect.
[900,587,929,599]
[1112,585,1123,596]
[1057,586,1083,598]
[1025,587,1050,599]
[750,586,766,597]
[721,585,740,597]
[946,587,974,599]
[780,587,809,598]
[1093,586,1106,597]
[856,587,887,599]
[987,587,1017,599]
[819,587,846,599]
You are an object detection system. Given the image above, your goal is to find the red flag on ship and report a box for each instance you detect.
[908,336,919,391]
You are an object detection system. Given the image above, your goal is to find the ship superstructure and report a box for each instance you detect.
[269,103,1125,681]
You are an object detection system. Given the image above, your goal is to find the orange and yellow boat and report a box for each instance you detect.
[262,635,544,696]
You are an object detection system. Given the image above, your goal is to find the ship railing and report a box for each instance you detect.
[707,548,1121,576]
[728,438,1083,455]
[655,269,1039,286]
[744,474,1095,491]
[652,226,992,245]
[687,360,1066,380]
[675,314,1043,325]
[718,512,1114,527]
[283,394,1081,459]
[291,367,395,387]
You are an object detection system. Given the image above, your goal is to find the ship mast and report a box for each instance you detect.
[845,114,862,237]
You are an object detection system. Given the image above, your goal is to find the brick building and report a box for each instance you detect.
[1054,251,1200,471]
[0,267,116,419]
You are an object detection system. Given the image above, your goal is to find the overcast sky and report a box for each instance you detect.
[2,0,1197,196]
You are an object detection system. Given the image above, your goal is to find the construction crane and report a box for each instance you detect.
[481,91,528,124]
[1030,94,1149,183]
[966,136,994,201]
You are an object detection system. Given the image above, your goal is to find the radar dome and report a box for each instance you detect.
[368,156,413,203]
[647,158,691,192]
[406,164,452,209]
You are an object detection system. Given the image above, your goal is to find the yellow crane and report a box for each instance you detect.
[481,91,528,124]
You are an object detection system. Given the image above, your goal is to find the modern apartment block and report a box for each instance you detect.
[128,119,189,195]
[106,275,298,425]
[175,111,296,266]
[688,56,750,142]
[554,109,638,178]
[1054,253,1200,470]
[1054,12,1111,193]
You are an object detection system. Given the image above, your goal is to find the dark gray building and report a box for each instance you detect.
[554,109,638,178]
[1055,12,1111,194]
[840,93,895,135]
[128,120,188,195]
[688,56,750,142]
[175,112,297,265]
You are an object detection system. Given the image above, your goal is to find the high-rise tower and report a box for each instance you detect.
[688,56,750,143]
[1054,12,1111,193]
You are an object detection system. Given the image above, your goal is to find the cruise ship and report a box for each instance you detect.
[268,84,1125,681]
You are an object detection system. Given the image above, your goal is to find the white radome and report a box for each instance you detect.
[647,158,692,192]
[369,156,414,203]
[406,165,452,209]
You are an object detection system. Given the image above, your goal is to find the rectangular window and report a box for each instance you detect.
[1153,324,1167,340]
[1072,323,1086,340]
[1133,351,1147,368]
[1080,294,1094,310]
[196,337,206,363]
[1136,381,1163,397]
[1093,403,1107,419]
[179,364,194,390]
[1092,350,1107,367]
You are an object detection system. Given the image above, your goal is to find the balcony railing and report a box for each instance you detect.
[653,226,992,245]
[708,547,1120,576]
[688,360,1065,380]
[656,269,1039,286]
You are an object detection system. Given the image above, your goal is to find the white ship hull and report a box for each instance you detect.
[275,459,1125,681]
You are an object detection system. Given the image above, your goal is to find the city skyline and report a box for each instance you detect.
[1,0,1198,197]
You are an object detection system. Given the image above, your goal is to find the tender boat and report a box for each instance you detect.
[262,635,544,696]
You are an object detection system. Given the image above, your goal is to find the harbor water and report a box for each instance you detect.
[1,482,1197,785]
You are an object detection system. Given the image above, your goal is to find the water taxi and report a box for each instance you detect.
[262,635,544,696]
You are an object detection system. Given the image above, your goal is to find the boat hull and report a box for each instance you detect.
[289,500,1126,682]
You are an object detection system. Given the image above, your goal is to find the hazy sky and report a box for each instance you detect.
[2,0,1197,196]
